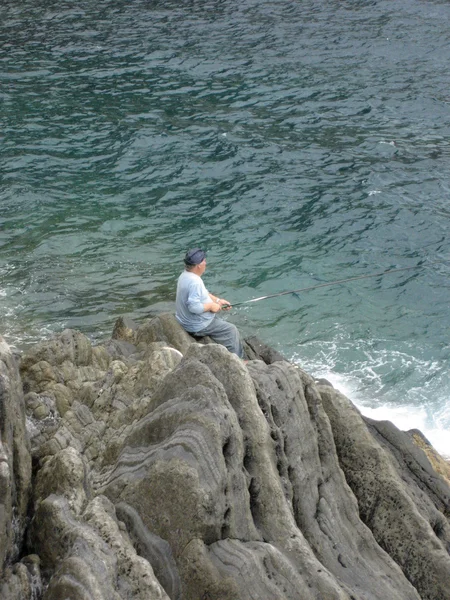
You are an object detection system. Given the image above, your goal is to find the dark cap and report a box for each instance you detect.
[184,248,206,266]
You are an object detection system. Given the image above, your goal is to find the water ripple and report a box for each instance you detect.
[1,0,450,450]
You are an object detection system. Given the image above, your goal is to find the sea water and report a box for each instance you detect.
[1,0,450,456]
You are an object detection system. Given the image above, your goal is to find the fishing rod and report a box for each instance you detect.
[223,264,424,309]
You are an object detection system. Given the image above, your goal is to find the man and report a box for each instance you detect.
[175,248,244,358]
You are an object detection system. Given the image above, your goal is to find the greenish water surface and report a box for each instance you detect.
[1,0,450,454]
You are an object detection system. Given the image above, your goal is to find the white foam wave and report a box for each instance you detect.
[289,330,450,460]
[295,364,450,459]
[358,403,449,460]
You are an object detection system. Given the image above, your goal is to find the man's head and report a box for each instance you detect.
[184,248,207,275]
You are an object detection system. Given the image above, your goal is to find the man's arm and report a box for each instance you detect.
[204,300,222,313]
[185,283,223,314]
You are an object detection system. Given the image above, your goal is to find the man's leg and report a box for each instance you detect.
[195,317,244,358]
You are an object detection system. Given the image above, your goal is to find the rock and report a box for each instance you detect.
[407,428,450,489]
[116,502,182,600]
[244,334,286,363]
[319,384,450,600]
[98,342,420,599]
[103,338,138,360]
[1,314,450,599]
[0,555,42,600]
[135,313,193,355]
[20,329,94,372]
[112,315,139,344]
[30,494,169,600]
[249,360,421,600]
[0,336,32,573]
[365,419,450,526]
[33,447,90,514]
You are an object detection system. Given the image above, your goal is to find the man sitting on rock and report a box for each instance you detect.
[175,248,244,358]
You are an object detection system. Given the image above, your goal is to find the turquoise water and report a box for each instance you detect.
[2,0,450,455]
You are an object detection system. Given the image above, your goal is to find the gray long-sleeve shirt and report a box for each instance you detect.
[175,270,214,332]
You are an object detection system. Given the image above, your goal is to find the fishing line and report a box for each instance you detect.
[224,264,427,309]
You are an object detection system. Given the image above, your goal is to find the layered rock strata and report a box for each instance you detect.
[0,314,449,599]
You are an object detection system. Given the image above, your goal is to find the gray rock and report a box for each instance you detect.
[0,336,32,572]
[365,417,450,546]
[407,428,450,489]
[116,502,182,600]
[2,314,450,599]
[112,315,139,344]
[0,555,42,600]
[250,360,420,600]
[135,313,193,355]
[319,384,450,600]
[30,494,170,600]
[244,334,286,363]
[103,338,139,360]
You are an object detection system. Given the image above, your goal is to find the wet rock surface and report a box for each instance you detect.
[0,337,32,594]
[1,315,449,599]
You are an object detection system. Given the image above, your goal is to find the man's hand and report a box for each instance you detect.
[204,297,232,312]
[204,301,222,313]
[218,298,232,311]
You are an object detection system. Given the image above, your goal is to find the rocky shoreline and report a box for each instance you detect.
[1,313,449,600]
